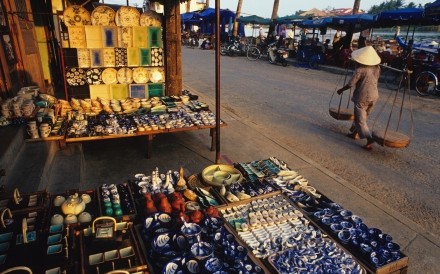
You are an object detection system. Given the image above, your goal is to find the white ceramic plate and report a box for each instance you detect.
[101,68,118,85]
[115,6,140,27]
[91,5,116,26]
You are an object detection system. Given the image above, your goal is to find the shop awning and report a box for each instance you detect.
[376,8,425,26]
[274,15,305,25]
[329,13,376,32]
[237,15,271,25]
[297,17,332,29]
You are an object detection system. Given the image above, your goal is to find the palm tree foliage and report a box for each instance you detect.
[368,0,424,14]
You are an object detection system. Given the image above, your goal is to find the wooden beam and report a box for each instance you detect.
[164,0,182,96]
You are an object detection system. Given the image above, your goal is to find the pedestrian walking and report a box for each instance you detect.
[336,46,381,151]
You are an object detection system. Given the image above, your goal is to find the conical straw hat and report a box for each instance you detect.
[351,46,381,66]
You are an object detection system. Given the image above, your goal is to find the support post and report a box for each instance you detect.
[215,0,221,163]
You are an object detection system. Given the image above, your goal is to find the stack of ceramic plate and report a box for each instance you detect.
[91,5,116,26]
[140,10,162,27]
[66,68,86,86]
[86,68,103,85]
[117,67,133,84]
[63,5,91,27]
[115,6,140,27]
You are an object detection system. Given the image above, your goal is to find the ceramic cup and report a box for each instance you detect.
[39,123,51,138]
[1,110,11,118]
[27,129,39,139]
[53,195,65,207]
[27,121,37,131]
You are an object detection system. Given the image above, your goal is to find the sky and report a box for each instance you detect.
[105,0,433,18]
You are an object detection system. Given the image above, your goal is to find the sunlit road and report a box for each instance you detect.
[181,47,440,239]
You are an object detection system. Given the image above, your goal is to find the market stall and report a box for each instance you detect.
[0,157,408,273]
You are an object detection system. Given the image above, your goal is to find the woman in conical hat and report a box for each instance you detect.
[337,46,381,151]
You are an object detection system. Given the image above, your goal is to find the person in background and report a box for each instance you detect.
[300,28,308,45]
[200,37,213,49]
[333,31,341,44]
[385,44,393,54]
[324,39,331,51]
[358,35,367,48]
[337,46,381,151]
[377,41,386,53]
[259,27,266,41]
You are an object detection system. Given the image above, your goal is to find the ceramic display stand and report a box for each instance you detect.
[79,219,147,274]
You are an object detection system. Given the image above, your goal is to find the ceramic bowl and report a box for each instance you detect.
[53,196,65,207]
[81,193,91,204]
[51,214,64,226]
[64,214,78,225]
[78,212,92,223]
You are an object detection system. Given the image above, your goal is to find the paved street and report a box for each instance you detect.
[181,47,440,240]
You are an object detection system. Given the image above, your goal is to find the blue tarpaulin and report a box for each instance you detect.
[376,8,425,26]
[330,14,376,32]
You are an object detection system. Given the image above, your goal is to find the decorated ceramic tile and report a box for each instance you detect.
[127,47,140,67]
[63,5,91,27]
[129,84,148,99]
[66,67,86,86]
[85,25,103,48]
[77,48,91,68]
[117,26,132,48]
[150,47,163,67]
[139,48,151,66]
[86,68,103,85]
[148,83,164,97]
[110,84,129,100]
[148,27,162,48]
[102,48,116,67]
[89,84,110,99]
[102,26,117,47]
[140,10,162,27]
[90,49,103,67]
[114,47,127,67]
[149,67,165,83]
[132,26,148,48]
[101,68,118,85]
[91,5,116,26]
[116,67,133,84]
[132,67,149,84]
[115,6,140,27]
[68,26,86,48]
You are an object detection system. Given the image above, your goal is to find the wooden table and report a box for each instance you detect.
[63,122,226,158]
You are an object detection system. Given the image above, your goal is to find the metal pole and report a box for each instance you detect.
[215,0,221,163]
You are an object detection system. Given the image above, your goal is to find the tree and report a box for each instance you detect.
[268,0,279,37]
[233,0,243,37]
[368,0,407,14]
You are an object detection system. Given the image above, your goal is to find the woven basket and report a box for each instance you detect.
[329,107,355,121]
[372,129,410,148]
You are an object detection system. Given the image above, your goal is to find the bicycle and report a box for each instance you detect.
[415,67,440,96]
[246,42,269,61]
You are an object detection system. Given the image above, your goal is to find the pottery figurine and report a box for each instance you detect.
[169,192,185,212]
[145,193,158,215]
[158,196,172,213]
[176,167,187,191]
[205,206,220,218]
[190,210,204,224]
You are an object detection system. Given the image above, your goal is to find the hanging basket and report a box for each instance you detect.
[372,129,410,148]
[329,107,354,121]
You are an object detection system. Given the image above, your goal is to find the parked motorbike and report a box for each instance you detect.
[268,42,288,66]
[220,36,246,56]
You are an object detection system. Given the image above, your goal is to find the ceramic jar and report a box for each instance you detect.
[39,123,52,138]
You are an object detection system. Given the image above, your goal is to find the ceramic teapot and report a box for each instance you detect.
[61,193,86,215]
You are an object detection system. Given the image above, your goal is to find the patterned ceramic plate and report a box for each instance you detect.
[140,10,162,27]
[132,67,149,84]
[63,5,91,27]
[91,5,116,26]
[115,6,140,27]
[86,68,103,85]
[117,67,133,84]
[101,68,118,85]
[66,67,86,86]
[149,68,165,83]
